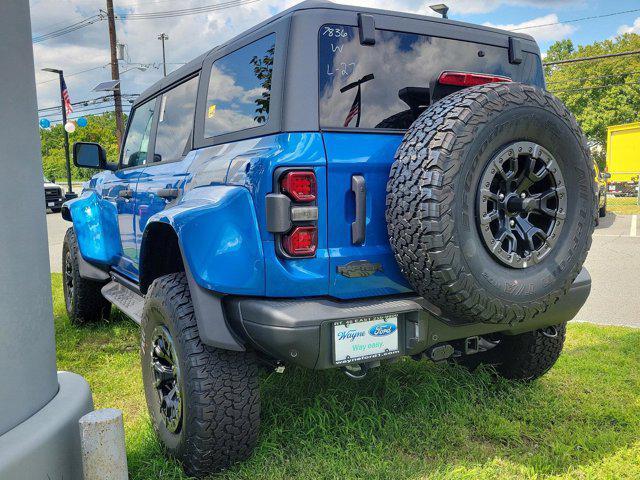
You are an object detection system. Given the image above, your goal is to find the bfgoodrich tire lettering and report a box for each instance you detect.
[141,273,259,477]
[386,83,596,324]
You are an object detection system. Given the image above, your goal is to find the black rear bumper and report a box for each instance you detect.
[225,268,591,370]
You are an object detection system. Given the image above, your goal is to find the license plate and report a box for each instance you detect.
[47,202,55,207]
[333,315,399,365]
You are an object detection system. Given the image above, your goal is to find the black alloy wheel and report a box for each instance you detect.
[477,141,567,269]
[150,325,183,434]
[63,250,75,312]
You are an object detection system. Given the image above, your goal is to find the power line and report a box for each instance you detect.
[546,70,640,85]
[116,0,262,20]
[37,64,109,85]
[32,0,263,43]
[513,7,640,31]
[32,14,105,43]
[38,93,138,112]
[549,80,640,94]
[544,50,640,66]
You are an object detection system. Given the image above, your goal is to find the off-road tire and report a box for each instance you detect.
[62,228,111,325]
[386,82,596,324]
[141,273,260,477]
[457,323,567,381]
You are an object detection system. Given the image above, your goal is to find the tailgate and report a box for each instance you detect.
[323,132,412,299]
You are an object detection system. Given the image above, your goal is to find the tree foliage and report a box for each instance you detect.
[545,33,640,167]
[41,111,123,181]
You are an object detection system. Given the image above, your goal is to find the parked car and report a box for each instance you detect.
[61,1,595,476]
[44,176,63,212]
[594,163,609,221]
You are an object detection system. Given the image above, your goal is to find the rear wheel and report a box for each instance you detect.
[457,323,566,381]
[141,273,260,477]
[62,228,111,325]
[386,82,595,325]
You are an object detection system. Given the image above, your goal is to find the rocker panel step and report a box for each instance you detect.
[101,281,144,325]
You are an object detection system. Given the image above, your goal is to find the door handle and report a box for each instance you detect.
[351,175,366,245]
[118,189,133,199]
[156,188,179,200]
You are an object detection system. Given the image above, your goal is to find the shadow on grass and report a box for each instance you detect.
[125,326,640,480]
[52,273,639,479]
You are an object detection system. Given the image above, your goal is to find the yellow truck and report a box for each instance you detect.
[606,122,640,197]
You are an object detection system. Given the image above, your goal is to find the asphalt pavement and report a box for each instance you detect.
[45,211,640,328]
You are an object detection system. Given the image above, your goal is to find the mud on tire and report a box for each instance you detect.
[141,273,260,477]
[386,82,596,324]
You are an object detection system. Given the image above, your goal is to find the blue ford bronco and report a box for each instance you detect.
[62,1,595,475]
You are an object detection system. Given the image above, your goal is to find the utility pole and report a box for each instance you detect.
[106,0,124,149]
[158,33,169,77]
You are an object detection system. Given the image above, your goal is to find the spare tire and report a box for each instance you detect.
[386,82,595,325]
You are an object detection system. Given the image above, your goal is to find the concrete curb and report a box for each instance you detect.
[0,371,94,480]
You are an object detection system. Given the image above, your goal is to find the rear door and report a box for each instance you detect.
[319,24,544,299]
[135,75,199,251]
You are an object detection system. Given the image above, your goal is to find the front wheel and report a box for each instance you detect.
[141,273,260,477]
[457,323,566,381]
[62,228,111,325]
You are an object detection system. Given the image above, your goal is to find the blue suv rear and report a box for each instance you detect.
[62,1,595,476]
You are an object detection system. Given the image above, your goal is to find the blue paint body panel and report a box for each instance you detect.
[146,186,265,295]
[243,134,330,297]
[323,133,412,299]
[67,131,411,300]
[66,190,122,265]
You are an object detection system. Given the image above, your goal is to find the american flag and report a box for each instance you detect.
[343,87,361,127]
[61,76,73,115]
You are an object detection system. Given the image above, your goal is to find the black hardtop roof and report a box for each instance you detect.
[134,0,536,106]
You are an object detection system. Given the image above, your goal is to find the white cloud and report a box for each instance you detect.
[618,17,640,35]
[447,0,582,15]
[484,13,577,42]
[29,0,579,119]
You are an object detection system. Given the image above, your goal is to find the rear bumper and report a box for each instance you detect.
[225,268,591,369]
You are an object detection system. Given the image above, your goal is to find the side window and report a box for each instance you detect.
[204,34,275,138]
[153,75,199,163]
[121,100,155,168]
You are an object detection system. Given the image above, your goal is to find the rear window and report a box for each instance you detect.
[204,34,275,138]
[318,24,543,130]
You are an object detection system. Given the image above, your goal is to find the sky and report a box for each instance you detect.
[30,0,640,124]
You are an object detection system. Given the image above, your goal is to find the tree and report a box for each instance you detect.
[40,111,123,181]
[545,33,640,168]
[250,44,275,124]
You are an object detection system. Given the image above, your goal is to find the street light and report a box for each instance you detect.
[42,68,76,200]
[430,3,449,19]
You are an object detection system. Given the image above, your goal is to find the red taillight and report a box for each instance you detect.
[438,71,512,87]
[281,170,316,203]
[282,226,317,257]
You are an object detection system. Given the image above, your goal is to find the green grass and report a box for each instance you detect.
[52,273,640,480]
[608,197,640,215]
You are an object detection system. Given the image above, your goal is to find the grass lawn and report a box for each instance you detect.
[607,197,640,215]
[52,273,640,480]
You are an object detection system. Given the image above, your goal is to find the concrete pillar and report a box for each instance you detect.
[0,1,93,479]
[79,409,129,480]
